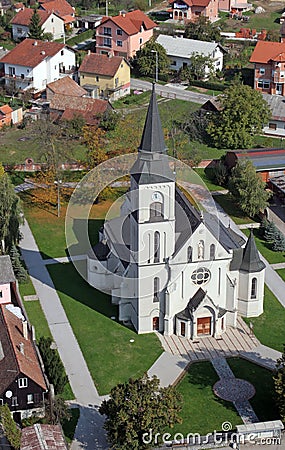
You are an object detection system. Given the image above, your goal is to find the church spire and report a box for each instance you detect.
[240,229,266,273]
[139,83,166,154]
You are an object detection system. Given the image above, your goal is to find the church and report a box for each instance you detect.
[87,85,266,339]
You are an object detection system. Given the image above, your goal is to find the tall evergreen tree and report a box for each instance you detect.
[272,230,285,252]
[28,9,44,40]
[38,336,68,394]
[0,404,21,449]
[264,220,277,242]
[9,244,27,282]
[228,160,271,218]
[0,165,23,254]
[273,345,285,422]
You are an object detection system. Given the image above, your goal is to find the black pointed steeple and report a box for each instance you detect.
[139,83,166,154]
[240,229,266,273]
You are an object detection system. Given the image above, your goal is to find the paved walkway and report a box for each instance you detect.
[19,219,108,450]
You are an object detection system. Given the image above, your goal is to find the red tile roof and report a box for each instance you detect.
[47,76,87,96]
[100,9,156,36]
[50,94,109,125]
[170,0,211,7]
[21,424,68,450]
[40,0,74,19]
[0,305,47,391]
[0,104,13,115]
[0,38,66,68]
[250,41,285,64]
[10,8,53,26]
[13,2,24,9]
[79,53,127,77]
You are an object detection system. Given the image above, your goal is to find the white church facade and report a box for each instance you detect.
[87,85,266,339]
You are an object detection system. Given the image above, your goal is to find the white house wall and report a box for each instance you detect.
[43,14,64,40]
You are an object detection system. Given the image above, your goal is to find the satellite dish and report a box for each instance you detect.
[5,390,12,399]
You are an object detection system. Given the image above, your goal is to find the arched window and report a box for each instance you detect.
[150,202,163,219]
[251,278,257,299]
[198,240,204,259]
[153,277,159,302]
[154,231,160,263]
[210,244,215,260]
[187,246,192,262]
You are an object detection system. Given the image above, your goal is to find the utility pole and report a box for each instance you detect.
[106,0,108,16]
[151,49,158,83]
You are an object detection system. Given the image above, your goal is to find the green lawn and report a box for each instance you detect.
[228,358,279,422]
[47,262,163,395]
[213,193,255,225]
[243,228,285,265]
[244,286,285,352]
[194,168,225,192]
[172,362,242,436]
[62,408,80,444]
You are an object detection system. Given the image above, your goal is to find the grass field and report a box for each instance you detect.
[243,228,285,264]
[194,168,225,192]
[244,285,285,352]
[213,193,256,225]
[47,262,163,395]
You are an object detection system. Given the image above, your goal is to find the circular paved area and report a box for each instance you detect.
[213,378,255,402]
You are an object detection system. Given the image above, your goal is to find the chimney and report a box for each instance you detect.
[33,41,38,46]
[87,50,91,55]
[108,52,113,58]
[22,320,28,340]
[19,342,24,355]
[41,51,46,55]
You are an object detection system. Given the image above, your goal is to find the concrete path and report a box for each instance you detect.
[19,219,108,450]
[240,344,282,370]
[131,78,212,104]
[271,262,285,269]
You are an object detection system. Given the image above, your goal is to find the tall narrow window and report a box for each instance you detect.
[181,322,186,337]
[153,277,159,302]
[198,240,204,259]
[210,244,215,260]
[218,268,221,295]
[154,231,160,263]
[251,278,257,299]
[187,246,192,262]
[150,202,163,219]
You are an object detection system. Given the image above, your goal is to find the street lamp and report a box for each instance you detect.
[54,179,62,218]
[151,50,158,83]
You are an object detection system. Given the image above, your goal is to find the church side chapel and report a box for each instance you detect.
[87,85,266,340]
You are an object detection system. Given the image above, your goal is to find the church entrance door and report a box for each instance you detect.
[153,317,159,331]
[197,317,211,335]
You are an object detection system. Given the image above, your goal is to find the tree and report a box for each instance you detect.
[272,230,285,252]
[0,165,23,254]
[38,337,68,394]
[180,53,214,82]
[264,220,277,242]
[207,83,271,149]
[83,125,107,168]
[99,374,182,450]
[45,395,71,425]
[28,9,44,40]
[228,160,271,217]
[273,344,285,422]
[0,404,21,449]
[135,38,170,80]
[9,244,28,282]
[184,16,221,42]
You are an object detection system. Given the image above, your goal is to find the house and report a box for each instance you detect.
[168,0,218,24]
[46,76,87,101]
[11,7,65,41]
[225,148,285,182]
[156,34,225,75]
[0,255,16,304]
[261,93,285,137]
[218,0,251,13]
[49,93,110,125]
[0,303,48,421]
[21,424,68,450]
[95,10,156,59]
[79,52,130,100]
[250,41,285,96]
[0,39,76,95]
[86,85,266,338]
[39,0,76,30]
[0,104,12,128]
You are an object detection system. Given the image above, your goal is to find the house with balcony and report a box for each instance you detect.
[11,7,65,41]
[250,41,285,96]
[168,0,218,23]
[0,302,48,421]
[79,52,130,100]
[39,0,76,30]
[0,38,76,95]
[95,9,156,59]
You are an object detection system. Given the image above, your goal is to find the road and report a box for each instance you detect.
[130,78,213,104]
